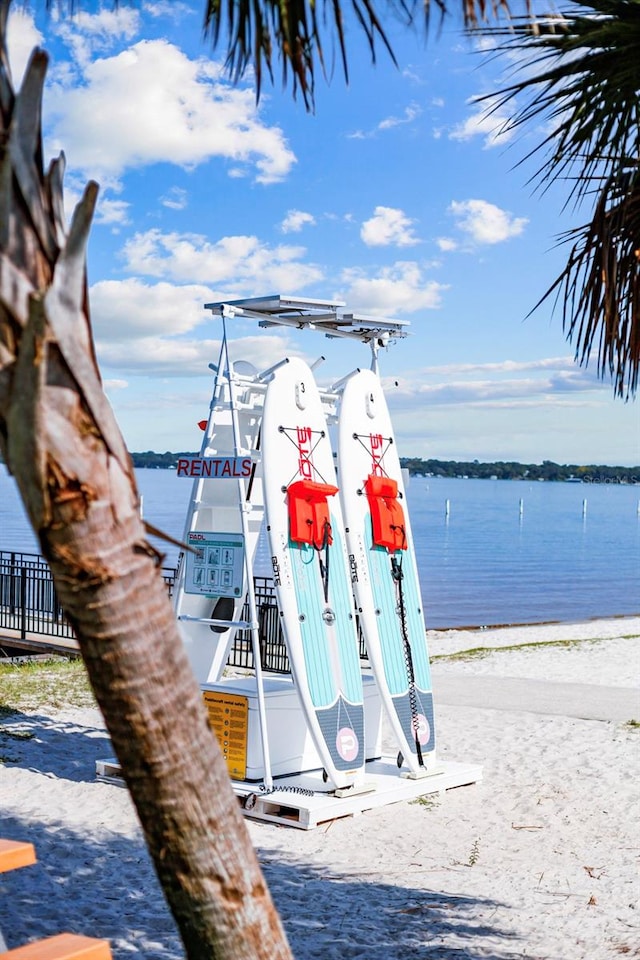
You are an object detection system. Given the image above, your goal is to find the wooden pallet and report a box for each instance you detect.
[95,757,482,829]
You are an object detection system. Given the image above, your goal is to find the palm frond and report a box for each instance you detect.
[538,165,640,399]
[202,0,510,109]
[476,0,640,397]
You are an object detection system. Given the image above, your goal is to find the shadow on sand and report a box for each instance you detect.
[1,712,523,960]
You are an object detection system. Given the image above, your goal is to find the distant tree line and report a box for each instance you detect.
[125,451,639,484]
[400,458,640,484]
[132,450,196,469]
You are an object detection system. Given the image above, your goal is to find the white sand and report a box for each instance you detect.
[1,618,639,959]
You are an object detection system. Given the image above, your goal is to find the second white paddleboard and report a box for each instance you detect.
[337,367,436,775]
[262,357,366,790]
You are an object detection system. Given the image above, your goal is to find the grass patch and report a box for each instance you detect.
[431,633,640,663]
[623,719,640,730]
[409,794,439,810]
[0,658,96,712]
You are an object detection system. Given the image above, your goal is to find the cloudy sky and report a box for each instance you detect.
[7,1,639,465]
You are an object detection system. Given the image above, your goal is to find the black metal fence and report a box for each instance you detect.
[0,550,366,671]
[0,551,178,647]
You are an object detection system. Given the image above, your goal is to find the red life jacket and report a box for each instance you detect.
[287,479,339,549]
[364,474,407,551]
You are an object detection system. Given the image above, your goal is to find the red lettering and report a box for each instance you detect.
[221,460,232,476]
[370,433,384,476]
[296,425,314,480]
[190,459,202,477]
[242,458,252,477]
[177,459,189,477]
[297,426,312,446]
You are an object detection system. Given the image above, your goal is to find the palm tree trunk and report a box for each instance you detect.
[0,4,292,957]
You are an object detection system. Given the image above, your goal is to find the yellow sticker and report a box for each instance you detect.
[202,691,249,781]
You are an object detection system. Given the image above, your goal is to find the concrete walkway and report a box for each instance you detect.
[431,672,640,722]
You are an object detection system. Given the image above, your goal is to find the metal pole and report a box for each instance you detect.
[222,308,274,790]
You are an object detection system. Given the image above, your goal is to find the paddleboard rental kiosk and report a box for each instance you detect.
[165,296,480,824]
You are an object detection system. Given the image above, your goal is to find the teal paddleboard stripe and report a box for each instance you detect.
[398,549,433,688]
[290,542,335,707]
[327,512,363,705]
[365,525,433,694]
[288,519,363,709]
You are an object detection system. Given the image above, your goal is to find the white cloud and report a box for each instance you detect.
[96,330,303,378]
[338,261,447,315]
[436,237,458,252]
[448,199,528,245]
[360,207,420,248]
[96,335,224,376]
[45,40,296,184]
[281,210,316,233]
[386,357,601,410]
[143,1,195,21]
[449,97,514,149]
[417,357,576,377]
[95,198,130,227]
[348,102,422,139]
[54,7,141,69]
[6,8,44,86]
[120,228,324,290]
[378,103,422,131]
[90,279,213,341]
[161,187,188,211]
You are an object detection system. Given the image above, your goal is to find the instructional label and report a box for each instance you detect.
[185,531,245,597]
[202,690,248,781]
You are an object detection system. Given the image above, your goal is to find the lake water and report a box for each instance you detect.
[1,465,638,628]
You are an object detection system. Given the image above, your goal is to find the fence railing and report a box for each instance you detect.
[0,551,178,647]
[0,551,367,671]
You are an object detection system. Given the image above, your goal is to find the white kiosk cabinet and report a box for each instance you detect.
[202,673,383,782]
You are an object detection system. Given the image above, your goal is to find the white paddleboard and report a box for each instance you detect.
[173,364,265,685]
[262,357,366,790]
[337,368,436,774]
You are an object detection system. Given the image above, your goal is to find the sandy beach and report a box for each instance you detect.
[1,617,639,959]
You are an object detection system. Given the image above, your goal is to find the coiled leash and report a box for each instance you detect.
[390,529,424,769]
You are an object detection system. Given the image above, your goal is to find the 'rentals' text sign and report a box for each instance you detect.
[176,456,253,478]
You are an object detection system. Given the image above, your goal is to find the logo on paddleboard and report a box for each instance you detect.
[412,714,431,746]
[336,727,359,762]
[369,432,385,476]
[296,425,315,479]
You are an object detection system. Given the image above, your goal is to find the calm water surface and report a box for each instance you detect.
[2,466,638,628]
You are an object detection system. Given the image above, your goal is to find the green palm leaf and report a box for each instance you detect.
[202,0,503,107]
[478,0,640,398]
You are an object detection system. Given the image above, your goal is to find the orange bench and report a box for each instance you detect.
[0,934,112,960]
[0,841,112,960]
[0,841,37,874]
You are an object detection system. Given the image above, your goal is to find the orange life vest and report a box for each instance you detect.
[287,479,339,549]
[365,474,407,551]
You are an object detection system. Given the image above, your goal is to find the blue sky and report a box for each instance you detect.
[7,1,639,465]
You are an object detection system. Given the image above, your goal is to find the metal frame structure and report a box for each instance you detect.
[204,295,410,373]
